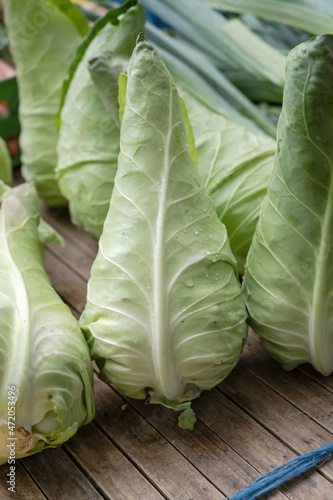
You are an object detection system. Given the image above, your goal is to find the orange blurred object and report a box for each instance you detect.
[6,136,19,157]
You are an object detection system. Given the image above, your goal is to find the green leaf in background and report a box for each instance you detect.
[0,76,20,153]
[243,35,333,376]
[182,91,276,275]
[0,181,9,199]
[146,22,276,137]
[0,136,12,186]
[239,13,309,55]
[179,96,198,168]
[0,184,94,464]
[80,41,247,413]
[56,0,145,239]
[205,0,333,35]
[88,51,129,128]
[118,72,127,125]
[142,0,286,106]
[2,0,89,206]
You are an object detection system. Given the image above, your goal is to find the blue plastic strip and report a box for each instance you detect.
[228,442,333,500]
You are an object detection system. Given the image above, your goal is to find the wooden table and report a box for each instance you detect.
[1,197,333,500]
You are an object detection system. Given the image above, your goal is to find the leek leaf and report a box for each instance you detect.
[205,0,333,35]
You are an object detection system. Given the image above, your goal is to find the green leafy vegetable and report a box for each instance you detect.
[204,0,333,35]
[182,91,276,274]
[3,0,89,206]
[155,45,263,135]
[88,52,129,128]
[0,137,11,186]
[0,76,20,150]
[178,407,197,431]
[80,41,247,418]
[56,0,145,238]
[118,72,127,125]
[0,184,94,463]
[240,14,309,56]
[243,35,333,375]
[142,0,286,106]
[146,21,277,136]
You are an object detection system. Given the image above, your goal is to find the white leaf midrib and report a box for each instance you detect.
[308,146,333,373]
[300,61,333,374]
[0,206,31,414]
[152,81,180,401]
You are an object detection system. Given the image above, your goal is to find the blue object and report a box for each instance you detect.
[228,442,333,500]
[144,9,170,29]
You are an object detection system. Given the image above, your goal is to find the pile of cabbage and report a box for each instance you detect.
[0,0,332,464]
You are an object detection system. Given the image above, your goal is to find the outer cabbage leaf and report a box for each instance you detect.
[0,183,9,200]
[243,35,333,375]
[88,52,130,128]
[183,91,276,274]
[56,0,145,239]
[0,137,12,187]
[80,41,247,413]
[3,0,88,206]
[0,184,94,463]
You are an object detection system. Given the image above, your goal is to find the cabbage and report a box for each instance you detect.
[3,0,88,206]
[243,35,333,375]
[183,91,276,274]
[56,0,145,238]
[80,40,247,426]
[0,184,94,463]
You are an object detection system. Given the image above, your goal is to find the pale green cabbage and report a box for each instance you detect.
[56,0,145,238]
[243,35,333,375]
[0,184,94,463]
[3,0,88,206]
[182,91,276,274]
[80,41,247,426]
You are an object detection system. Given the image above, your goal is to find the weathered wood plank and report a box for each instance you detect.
[44,250,87,313]
[65,422,164,500]
[41,204,98,256]
[23,447,103,500]
[299,365,333,394]
[111,386,287,499]
[46,238,95,282]
[241,330,333,434]
[0,461,46,500]
[93,376,223,500]
[219,366,333,485]
[192,387,332,499]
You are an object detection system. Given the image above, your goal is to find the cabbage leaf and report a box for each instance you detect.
[183,91,276,274]
[3,0,88,206]
[80,41,247,418]
[56,0,145,238]
[243,35,333,375]
[0,184,94,463]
